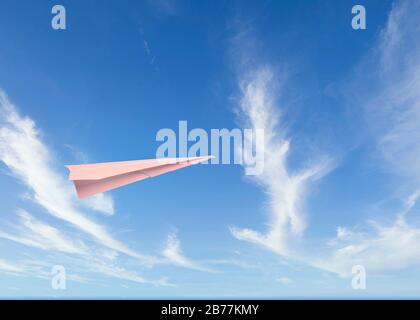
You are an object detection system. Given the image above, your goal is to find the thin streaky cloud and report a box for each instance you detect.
[0,91,155,265]
[0,259,25,274]
[313,0,420,277]
[162,231,216,273]
[0,209,89,255]
[0,89,206,286]
[80,193,115,216]
[229,0,420,278]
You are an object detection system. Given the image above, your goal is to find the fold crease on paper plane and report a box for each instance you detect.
[66,156,213,199]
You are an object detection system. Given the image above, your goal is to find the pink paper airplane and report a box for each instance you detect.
[67,156,213,199]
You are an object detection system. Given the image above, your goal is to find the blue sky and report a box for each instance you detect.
[1,0,420,298]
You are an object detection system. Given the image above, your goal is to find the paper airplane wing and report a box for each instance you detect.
[67,156,212,199]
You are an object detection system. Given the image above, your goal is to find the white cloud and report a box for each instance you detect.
[405,190,420,212]
[63,143,90,164]
[80,193,115,216]
[229,0,420,278]
[0,255,171,287]
[144,40,151,56]
[0,90,204,287]
[364,0,420,184]
[0,259,70,282]
[0,209,89,255]
[139,30,157,67]
[314,0,420,277]
[85,258,173,286]
[316,210,420,277]
[0,91,155,265]
[162,231,214,272]
[0,259,25,274]
[231,68,331,257]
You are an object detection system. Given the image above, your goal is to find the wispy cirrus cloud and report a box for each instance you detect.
[0,209,89,255]
[363,0,420,184]
[315,210,420,277]
[314,0,420,276]
[81,193,115,216]
[162,231,215,273]
[0,90,172,285]
[84,258,174,286]
[230,67,331,257]
[0,91,154,265]
[0,253,173,287]
[0,90,211,286]
[0,259,25,275]
[229,0,420,278]
[0,259,88,283]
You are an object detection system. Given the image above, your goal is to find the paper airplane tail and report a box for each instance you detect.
[67,156,213,199]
